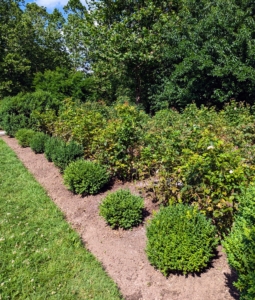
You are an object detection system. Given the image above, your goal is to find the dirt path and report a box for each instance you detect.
[1,136,239,300]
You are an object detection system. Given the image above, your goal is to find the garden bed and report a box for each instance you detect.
[1,135,239,300]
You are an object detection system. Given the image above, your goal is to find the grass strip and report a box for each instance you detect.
[0,139,122,300]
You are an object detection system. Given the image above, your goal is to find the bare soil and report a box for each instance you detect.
[1,135,239,300]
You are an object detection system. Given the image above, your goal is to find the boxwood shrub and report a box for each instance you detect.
[44,137,84,171]
[30,132,50,154]
[15,129,35,147]
[63,160,109,195]
[223,186,255,300]
[99,189,144,229]
[146,204,218,275]
[44,136,62,162]
[52,140,84,172]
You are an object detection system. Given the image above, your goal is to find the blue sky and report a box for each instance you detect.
[24,0,87,14]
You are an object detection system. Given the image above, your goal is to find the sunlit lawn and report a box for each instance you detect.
[0,139,122,300]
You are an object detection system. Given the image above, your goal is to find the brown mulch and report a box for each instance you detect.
[1,135,239,300]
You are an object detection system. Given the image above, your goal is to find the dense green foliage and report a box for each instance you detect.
[15,128,35,147]
[44,136,61,162]
[0,91,61,136]
[137,103,255,235]
[3,0,255,111]
[0,1,70,98]
[99,189,144,229]
[33,68,96,102]
[62,0,255,110]
[153,130,248,234]
[44,136,84,171]
[223,186,255,299]
[146,204,218,275]
[47,99,107,153]
[63,160,109,195]
[0,139,122,299]
[29,132,49,154]
[92,103,148,179]
[3,0,255,288]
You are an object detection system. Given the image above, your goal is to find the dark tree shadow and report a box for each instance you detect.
[224,269,240,300]
[142,207,150,220]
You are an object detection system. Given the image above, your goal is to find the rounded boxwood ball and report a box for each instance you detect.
[30,132,49,154]
[99,189,144,229]
[63,160,109,195]
[15,128,35,147]
[146,204,218,275]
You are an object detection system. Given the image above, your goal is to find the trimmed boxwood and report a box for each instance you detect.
[30,132,49,154]
[146,204,218,275]
[63,160,109,195]
[44,136,62,162]
[223,186,255,300]
[15,129,35,147]
[99,189,144,229]
[44,137,84,171]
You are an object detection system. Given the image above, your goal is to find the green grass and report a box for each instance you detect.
[0,139,122,300]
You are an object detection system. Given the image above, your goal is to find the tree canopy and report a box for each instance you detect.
[2,0,255,110]
[0,0,70,98]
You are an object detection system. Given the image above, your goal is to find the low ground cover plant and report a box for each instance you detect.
[15,129,35,147]
[63,159,109,195]
[99,189,144,229]
[146,204,218,275]
[0,139,121,300]
[29,132,49,154]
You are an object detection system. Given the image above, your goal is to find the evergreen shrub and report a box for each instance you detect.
[146,204,218,275]
[15,129,35,147]
[0,91,61,136]
[30,132,49,154]
[63,160,109,195]
[0,96,31,136]
[44,136,62,162]
[44,137,84,171]
[52,140,84,172]
[223,186,255,300]
[99,189,144,229]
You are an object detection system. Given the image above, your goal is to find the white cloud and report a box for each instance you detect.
[36,0,67,8]
[35,0,86,9]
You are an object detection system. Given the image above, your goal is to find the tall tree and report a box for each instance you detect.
[0,0,70,98]
[65,0,178,109]
[64,0,255,110]
[153,0,255,108]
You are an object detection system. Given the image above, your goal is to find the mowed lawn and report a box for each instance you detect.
[0,139,122,300]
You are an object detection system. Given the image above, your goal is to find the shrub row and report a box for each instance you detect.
[3,94,255,287]
[16,130,110,195]
[7,100,255,237]
[13,127,221,276]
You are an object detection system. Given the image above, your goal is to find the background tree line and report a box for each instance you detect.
[2,0,255,111]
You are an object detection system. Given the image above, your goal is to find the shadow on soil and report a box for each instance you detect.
[224,269,240,300]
